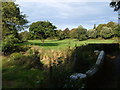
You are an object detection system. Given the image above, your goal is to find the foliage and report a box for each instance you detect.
[17,45,31,52]
[2,35,19,55]
[95,22,117,38]
[87,29,97,39]
[7,49,43,69]
[113,25,120,37]
[2,2,28,39]
[29,21,56,43]
[2,2,28,55]
[10,52,23,61]
[69,28,78,39]
[26,48,39,55]
[110,1,120,11]
[19,31,30,41]
[56,30,66,40]
[106,22,117,29]
[96,24,107,37]
[63,28,70,38]
[100,26,114,39]
[76,25,87,41]
[2,60,45,88]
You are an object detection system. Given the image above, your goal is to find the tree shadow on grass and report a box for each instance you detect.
[26,42,59,46]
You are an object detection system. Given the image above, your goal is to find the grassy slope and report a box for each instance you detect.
[2,55,46,88]
[18,39,116,50]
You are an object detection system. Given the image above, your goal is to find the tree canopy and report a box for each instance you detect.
[110,1,120,11]
[76,25,87,41]
[2,2,28,55]
[87,29,97,39]
[29,21,57,43]
[100,26,113,39]
[2,2,28,39]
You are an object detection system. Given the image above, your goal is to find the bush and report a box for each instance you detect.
[10,52,23,61]
[8,49,43,69]
[17,45,30,52]
[2,35,19,55]
[78,35,87,41]
[26,49,39,55]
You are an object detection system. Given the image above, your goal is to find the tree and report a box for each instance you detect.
[29,21,57,43]
[2,34,19,55]
[63,28,70,38]
[2,2,28,39]
[110,1,120,11]
[110,2,120,43]
[100,26,114,39]
[113,25,120,37]
[69,28,78,39]
[96,24,107,37]
[87,29,97,39]
[106,22,117,29]
[76,25,87,41]
[19,31,30,41]
[56,30,65,40]
[2,2,28,55]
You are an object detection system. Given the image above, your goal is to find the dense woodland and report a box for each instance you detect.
[1,1,120,88]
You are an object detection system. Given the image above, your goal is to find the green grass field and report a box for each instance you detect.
[18,39,116,50]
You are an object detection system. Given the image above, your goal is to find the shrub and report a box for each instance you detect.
[2,35,19,55]
[100,26,113,39]
[26,49,39,55]
[17,45,30,52]
[8,49,43,69]
[10,52,23,61]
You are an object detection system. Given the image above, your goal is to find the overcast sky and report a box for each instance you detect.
[15,0,118,30]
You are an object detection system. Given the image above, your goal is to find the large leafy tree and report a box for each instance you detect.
[2,2,28,39]
[87,29,97,39]
[96,24,107,37]
[113,25,120,37]
[69,28,78,39]
[110,1,120,42]
[2,2,28,55]
[76,25,87,41]
[106,22,117,29]
[100,26,114,39]
[56,30,65,40]
[29,21,56,43]
[19,31,30,41]
[63,28,70,38]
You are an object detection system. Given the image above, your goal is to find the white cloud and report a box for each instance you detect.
[15,1,118,30]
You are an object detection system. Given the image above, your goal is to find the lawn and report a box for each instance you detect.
[18,39,116,50]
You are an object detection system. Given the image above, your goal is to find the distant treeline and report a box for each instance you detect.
[19,21,120,42]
